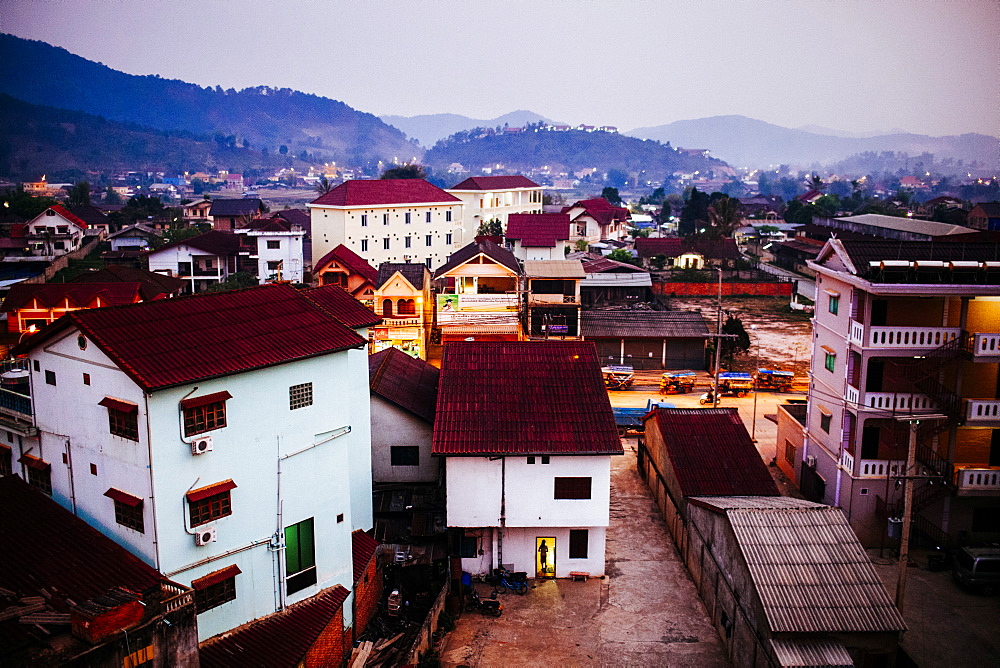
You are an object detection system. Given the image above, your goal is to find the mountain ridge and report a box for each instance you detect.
[380,110,562,147]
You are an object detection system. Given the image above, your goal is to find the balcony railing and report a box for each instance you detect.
[849,321,961,350]
[846,384,860,405]
[0,387,33,419]
[840,451,855,473]
[859,459,906,478]
[966,400,1000,424]
[955,467,1000,495]
[381,317,422,326]
[864,392,940,412]
[529,294,579,305]
[969,333,1000,360]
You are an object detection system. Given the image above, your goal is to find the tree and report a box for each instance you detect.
[314,177,333,196]
[0,187,58,219]
[601,187,622,206]
[104,186,122,205]
[720,312,751,367]
[679,187,711,236]
[607,249,640,267]
[705,195,743,238]
[204,272,259,293]
[809,174,826,191]
[476,218,504,237]
[381,164,427,180]
[279,145,288,155]
[67,181,91,207]
[605,169,628,189]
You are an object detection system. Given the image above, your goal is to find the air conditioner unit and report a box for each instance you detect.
[191,436,213,455]
[195,526,217,546]
[806,455,817,469]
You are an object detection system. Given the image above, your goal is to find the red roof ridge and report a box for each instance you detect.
[45,204,89,228]
[311,179,460,207]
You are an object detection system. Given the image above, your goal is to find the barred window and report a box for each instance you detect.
[290,383,313,410]
[189,491,232,527]
[28,466,52,496]
[114,499,145,533]
[195,577,236,613]
[109,407,139,441]
[184,401,227,436]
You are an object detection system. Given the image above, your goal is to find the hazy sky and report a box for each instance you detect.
[1,0,997,137]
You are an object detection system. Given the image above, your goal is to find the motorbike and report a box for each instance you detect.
[487,567,529,595]
[469,588,503,617]
[699,391,719,406]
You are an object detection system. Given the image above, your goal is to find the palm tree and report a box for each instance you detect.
[314,177,333,196]
[706,196,743,238]
[809,174,826,192]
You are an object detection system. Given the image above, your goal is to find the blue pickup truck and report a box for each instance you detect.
[612,400,675,435]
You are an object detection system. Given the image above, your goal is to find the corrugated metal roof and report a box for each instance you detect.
[199,585,349,668]
[524,260,585,279]
[580,310,708,338]
[432,341,622,456]
[580,256,647,273]
[377,262,428,290]
[581,273,652,288]
[71,265,187,300]
[727,506,906,634]
[369,347,439,422]
[689,496,824,511]
[1,282,142,312]
[208,198,264,217]
[18,284,367,391]
[300,284,382,328]
[150,229,242,257]
[837,239,1000,274]
[352,530,379,585]
[645,408,780,497]
[770,638,853,667]
[836,213,973,237]
[0,475,165,649]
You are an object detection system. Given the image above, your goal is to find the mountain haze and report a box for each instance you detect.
[380,110,561,147]
[0,33,419,165]
[627,115,999,169]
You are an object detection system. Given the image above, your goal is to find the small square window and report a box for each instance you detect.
[45,370,56,386]
[289,382,313,410]
[527,456,536,464]
[267,240,280,249]
[824,351,836,373]
[108,406,139,441]
[390,445,419,466]
[195,576,236,613]
[114,498,144,532]
[267,260,281,270]
[541,456,550,464]
[90,463,97,475]
[860,488,869,496]
[336,513,344,523]
[189,490,232,527]
[83,373,91,385]
[27,466,52,496]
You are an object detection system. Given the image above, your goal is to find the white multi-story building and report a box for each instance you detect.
[235,218,305,284]
[308,179,463,270]
[12,284,375,641]
[804,238,1000,547]
[433,341,623,578]
[446,175,543,246]
[24,205,88,257]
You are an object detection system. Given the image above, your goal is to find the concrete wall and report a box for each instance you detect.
[652,282,792,297]
[370,397,438,484]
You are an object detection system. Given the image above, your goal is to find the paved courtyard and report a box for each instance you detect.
[439,440,726,667]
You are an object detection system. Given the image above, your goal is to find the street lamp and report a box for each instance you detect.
[750,325,760,442]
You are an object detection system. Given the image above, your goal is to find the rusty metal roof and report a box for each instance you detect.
[432,341,622,456]
[17,283,367,391]
[770,638,853,667]
[352,530,379,585]
[580,310,708,339]
[300,284,382,328]
[721,503,906,634]
[199,585,350,668]
[369,347,438,423]
[644,408,780,497]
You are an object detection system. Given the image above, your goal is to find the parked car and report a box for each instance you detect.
[953,546,1000,594]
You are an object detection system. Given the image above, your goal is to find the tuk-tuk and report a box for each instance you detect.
[755,368,795,392]
[717,371,754,397]
[660,370,697,395]
[602,365,634,390]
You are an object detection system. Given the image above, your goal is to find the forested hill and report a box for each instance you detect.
[424,128,729,180]
[0,33,419,165]
[0,94,296,180]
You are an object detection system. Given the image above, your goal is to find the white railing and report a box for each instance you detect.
[967,400,1000,423]
[846,385,860,405]
[859,459,906,478]
[864,392,939,412]
[840,451,855,474]
[970,333,1000,359]
[863,326,960,349]
[955,468,1000,493]
[849,320,865,346]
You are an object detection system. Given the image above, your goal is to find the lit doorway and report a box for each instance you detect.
[535,537,555,578]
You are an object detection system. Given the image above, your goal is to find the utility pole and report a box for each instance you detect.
[712,268,722,407]
[750,325,759,442]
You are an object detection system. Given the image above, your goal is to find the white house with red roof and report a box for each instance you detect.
[24,205,88,257]
[505,212,571,261]
[146,230,242,293]
[562,198,630,244]
[433,341,623,578]
[308,179,463,269]
[12,284,375,642]
[446,175,544,245]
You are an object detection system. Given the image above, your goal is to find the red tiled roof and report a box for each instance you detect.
[301,284,382,328]
[580,256,646,273]
[150,230,242,257]
[16,284,367,391]
[70,265,187,300]
[369,347,439,422]
[0,475,164,647]
[643,408,780,497]
[311,179,460,206]
[564,199,630,227]
[505,213,570,248]
[432,341,623,456]
[314,244,379,284]
[44,204,88,229]
[352,530,379,584]
[449,175,539,191]
[1,282,143,312]
[199,585,350,668]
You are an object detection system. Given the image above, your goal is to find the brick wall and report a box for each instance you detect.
[353,557,382,640]
[304,607,345,668]
[652,282,792,297]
